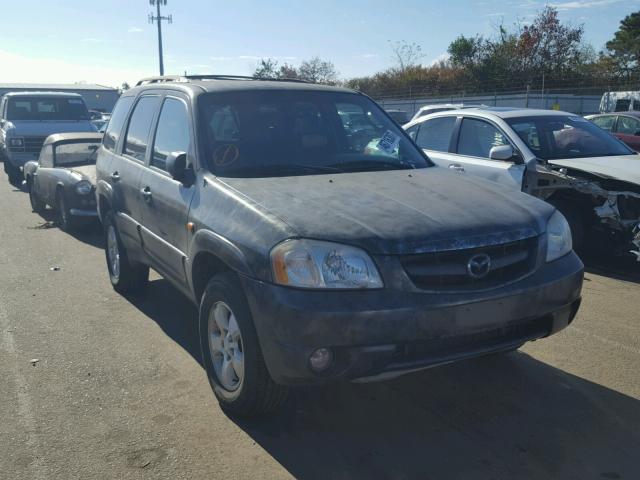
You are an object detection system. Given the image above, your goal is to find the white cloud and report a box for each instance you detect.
[483,12,505,17]
[81,38,104,43]
[427,53,450,66]
[0,49,149,87]
[210,56,234,61]
[128,27,144,33]
[360,53,379,59]
[549,0,622,10]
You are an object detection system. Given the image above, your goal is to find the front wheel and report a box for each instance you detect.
[28,179,46,213]
[56,192,77,232]
[199,272,288,416]
[103,212,149,294]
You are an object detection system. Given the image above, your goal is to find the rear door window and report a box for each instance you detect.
[123,96,160,162]
[616,116,640,136]
[457,118,510,159]
[415,117,456,152]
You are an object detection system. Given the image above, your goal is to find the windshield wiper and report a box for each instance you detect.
[327,159,415,172]
[225,163,342,177]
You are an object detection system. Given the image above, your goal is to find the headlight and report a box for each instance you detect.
[9,137,24,147]
[546,210,572,262]
[271,239,383,289]
[75,180,92,195]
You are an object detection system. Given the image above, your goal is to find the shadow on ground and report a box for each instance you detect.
[128,278,640,480]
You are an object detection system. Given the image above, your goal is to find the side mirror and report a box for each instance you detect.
[166,151,188,183]
[489,145,515,161]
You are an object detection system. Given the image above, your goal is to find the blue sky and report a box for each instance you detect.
[0,0,638,87]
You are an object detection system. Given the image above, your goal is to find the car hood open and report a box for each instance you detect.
[548,155,640,186]
[220,168,553,255]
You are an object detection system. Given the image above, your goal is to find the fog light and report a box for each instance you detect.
[309,348,333,372]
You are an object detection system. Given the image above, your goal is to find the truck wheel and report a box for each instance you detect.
[199,272,288,416]
[103,212,149,294]
[7,163,22,187]
[28,179,46,213]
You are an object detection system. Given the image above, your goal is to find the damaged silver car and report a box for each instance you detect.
[404,107,640,262]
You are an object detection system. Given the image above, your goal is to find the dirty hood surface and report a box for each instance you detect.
[220,168,553,255]
[549,154,640,186]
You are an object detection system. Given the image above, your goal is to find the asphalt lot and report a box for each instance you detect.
[1,178,639,480]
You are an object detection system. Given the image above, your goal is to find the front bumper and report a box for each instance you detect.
[242,252,584,385]
[6,151,39,167]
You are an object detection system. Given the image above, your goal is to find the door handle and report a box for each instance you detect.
[141,186,152,202]
[110,171,120,182]
[449,164,465,172]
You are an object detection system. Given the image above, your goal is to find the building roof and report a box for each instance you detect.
[0,83,117,92]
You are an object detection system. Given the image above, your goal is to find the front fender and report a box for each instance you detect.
[186,229,255,286]
[95,179,114,222]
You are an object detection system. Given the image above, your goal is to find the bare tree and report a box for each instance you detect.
[298,57,338,84]
[390,41,425,71]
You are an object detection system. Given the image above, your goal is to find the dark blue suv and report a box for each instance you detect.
[95,75,583,416]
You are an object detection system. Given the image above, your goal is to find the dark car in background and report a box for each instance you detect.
[0,92,97,185]
[587,112,640,151]
[95,75,583,416]
[24,132,102,230]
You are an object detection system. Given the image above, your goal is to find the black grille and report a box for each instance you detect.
[390,315,552,366]
[24,136,47,153]
[401,236,539,291]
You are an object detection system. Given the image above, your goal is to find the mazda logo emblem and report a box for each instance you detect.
[467,253,491,279]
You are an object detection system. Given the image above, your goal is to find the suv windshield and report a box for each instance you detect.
[507,115,634,160]
[6,97,89,121]
[54,141,100,166]
[199,90,430,177]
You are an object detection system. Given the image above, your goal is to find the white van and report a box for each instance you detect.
[599,91,640,113]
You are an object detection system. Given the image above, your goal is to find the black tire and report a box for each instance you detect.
[102,211,149,294]
[199,272,288,416]
[552,202,585,253]
[56,191,78,232]
[7,163,22,187]
[28,179,46,213]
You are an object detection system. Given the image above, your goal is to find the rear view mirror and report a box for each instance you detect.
[166,151,188,183]
[489,145,514,161]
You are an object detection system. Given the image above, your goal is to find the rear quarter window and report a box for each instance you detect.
[103,97,134,152]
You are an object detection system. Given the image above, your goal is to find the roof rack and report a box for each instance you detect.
[135,74,313,87]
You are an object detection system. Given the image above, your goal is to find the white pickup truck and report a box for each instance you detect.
[405,107,640,262]
[0,91,96,185]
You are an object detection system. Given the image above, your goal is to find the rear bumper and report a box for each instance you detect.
[241,252,584,385]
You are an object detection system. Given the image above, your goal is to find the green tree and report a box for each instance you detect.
[605,11,640,78]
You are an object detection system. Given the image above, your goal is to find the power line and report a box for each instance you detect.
[148,0,173,76]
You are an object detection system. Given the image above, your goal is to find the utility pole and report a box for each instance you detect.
[148,0,172,76]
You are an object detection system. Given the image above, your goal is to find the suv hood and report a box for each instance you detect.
[548,155,640,185]
[5,120,96,136]
[220,168,553,255]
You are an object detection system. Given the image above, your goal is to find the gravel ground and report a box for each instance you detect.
[1,178,639,480]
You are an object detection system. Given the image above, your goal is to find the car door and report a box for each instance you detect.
[406,116,458,171]
[614,115,640,151]
[111,95,162,250]
[448,117,525,190]
[138,94,196,285]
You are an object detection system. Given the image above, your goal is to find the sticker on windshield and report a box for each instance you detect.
[376,130,400,154]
